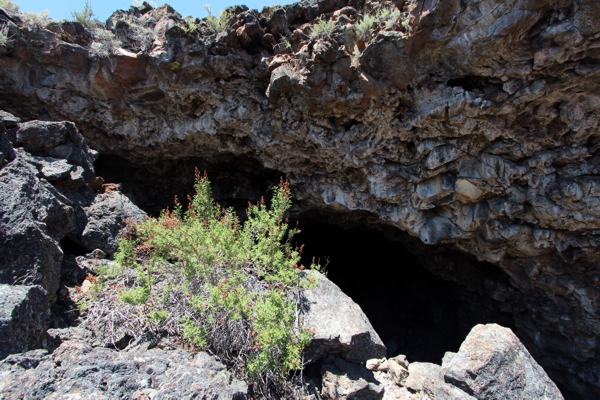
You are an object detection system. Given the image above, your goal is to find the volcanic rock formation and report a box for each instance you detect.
[1,0,600,397]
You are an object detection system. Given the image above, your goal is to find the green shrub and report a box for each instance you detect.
[71,1,95,27]
[149,309,168,322]
[355,14,376,40]
[89,28,122,57]
[120,285,150,305]
[183,17,198,35]
[377,7,401,30]
[203,4,232,34]
[355,6,403,42]
[310,15,336,40]
[0,25,8,45]
[100,170,319,397]
[0,0,19,12]
[22,10,50,28]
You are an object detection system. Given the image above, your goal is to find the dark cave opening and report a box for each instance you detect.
[293,221,507,364]
[94,154,284,216]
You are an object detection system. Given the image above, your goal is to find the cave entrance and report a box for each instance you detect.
[293,218,508,364]
[94,154,285,216]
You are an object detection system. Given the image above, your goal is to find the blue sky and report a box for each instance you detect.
[13,1,294,22]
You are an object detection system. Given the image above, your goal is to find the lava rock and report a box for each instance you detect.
[321,356,384,400]
[300,270,387,364]
[0,340,248,398]
[15,121,97,183]
[387,358,409,386]
[67,190,147,254]
[404,362,443,398]
[0,157,75,296]
[443,324,563,399]
[0,111,20,130]
[0,284,50,360]
[0,133,14,167]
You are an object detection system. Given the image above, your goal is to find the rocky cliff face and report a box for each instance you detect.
[1,0,599,396]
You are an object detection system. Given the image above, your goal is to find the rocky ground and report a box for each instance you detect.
[1,0,599,397]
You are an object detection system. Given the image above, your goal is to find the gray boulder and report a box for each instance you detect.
[0,157,75,296]
[15,120,97,183]
[65,189,147,254]
[0,340,248,399]
[404,362,444,398]
[321,357,384,400]
[0,285,50,360]
[387,358,409,386]
[443,324,563,399]
[0,111,20,131]
[300,270,387,364]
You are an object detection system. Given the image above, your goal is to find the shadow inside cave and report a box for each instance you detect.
[294,222,498,364]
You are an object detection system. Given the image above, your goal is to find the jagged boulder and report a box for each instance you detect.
[300,270,387,364]
[63,188,147,255]
[442,324,563,399]
[0,156,75,296]
[15,120,97,183]
[404,362,444,398]
[0,284,50,360]
[0,340,248,398]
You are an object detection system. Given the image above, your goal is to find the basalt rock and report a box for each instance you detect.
[1,0,600,396]
[0,155,75,297]
[0,284,50,360]
[62,187,147,255]
[0,340,248,399]
[442,324,563,400]
[301,270,387,364]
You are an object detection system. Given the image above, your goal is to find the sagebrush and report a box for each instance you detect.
[0,0,19,12]
[310,15,336,39]
[86,171,319,398]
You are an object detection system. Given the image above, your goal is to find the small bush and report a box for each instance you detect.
[0,0,19,12]
[203,4,232,34]
[71,1,95,28]
[0,25,9,45]
[22,10,50,28]
[89,28,122,57]
[377,7,401,30]
[183,17,198,35]
[89,170,320,397]
[355,6,403,42]
[120,286,151,305]
[355,14,376,40]
[310,15,336,40]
